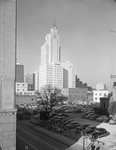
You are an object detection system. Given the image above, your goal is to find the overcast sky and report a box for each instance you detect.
[17,0,116,88]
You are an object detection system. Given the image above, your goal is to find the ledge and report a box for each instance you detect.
[0,109,17,115]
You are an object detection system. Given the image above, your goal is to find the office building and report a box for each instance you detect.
[61,61,76,88]
[16,63,24,82]
[25,73,33,91]
[39,20,76,90]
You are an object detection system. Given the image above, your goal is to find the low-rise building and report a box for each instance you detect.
[96,82,107,91]
[61,88,88,102]
[16,95,36,104]
[93,90,109,103]
[16,82,28,93]
[16,82,35,95]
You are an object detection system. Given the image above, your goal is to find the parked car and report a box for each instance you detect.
[76,124,90,133]
[65,121,80,130]
[96,115,109,122]
[89,114,100,120]
[59,118,69,125]
[86,113,94,119]
[58,113,68,117]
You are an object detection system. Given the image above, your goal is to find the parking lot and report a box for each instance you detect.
[68,113,100,126]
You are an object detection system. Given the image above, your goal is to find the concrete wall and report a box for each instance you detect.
[16,95,36,105]
[0,0,16,149]
[0,110,16,150]
[0,0,16,109]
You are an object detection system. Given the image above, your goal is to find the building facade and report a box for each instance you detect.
[39,20,63,90]
[16,95,36,104]
[25,73,33,91]
[16,82,28,94]
[39,20,76,90]
[25,73,33,84]
[61,88,88,102]
[16,63,24,82]
[39,63,63,90]
[110,74,116,92]
[0,0,16,149]
[93,82,109,103]
[33,71,39,91]
[75,75,92,90]
[96,82,107,91]
[93,90,109,103]
[61,61,76,88]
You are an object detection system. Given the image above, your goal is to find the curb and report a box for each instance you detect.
[19,120,76,147]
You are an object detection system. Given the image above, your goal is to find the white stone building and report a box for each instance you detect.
[96,82,107,91]
[16,82,35,95]
[93,82,109,103]
[61,61,76,88]
[39,20,76,90]
[93,90,109,103]
[16,82,28,93]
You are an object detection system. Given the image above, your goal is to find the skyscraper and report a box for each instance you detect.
[61,61,76,88]
[41,19,61,65]
[16,63,24,82]
[39,20,76,90]
[39,20,63,90]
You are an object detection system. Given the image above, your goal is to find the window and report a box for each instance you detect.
[99,93,102,96]
[104,93,107,96]
[95,98,97,100]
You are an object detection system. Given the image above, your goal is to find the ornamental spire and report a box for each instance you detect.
[51,17,57,29]
[53,17,55,27]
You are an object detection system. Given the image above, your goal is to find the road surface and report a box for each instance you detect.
[17,122,70,150]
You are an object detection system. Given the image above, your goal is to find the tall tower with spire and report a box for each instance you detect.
[39,19,76,90]
[41,19,61,66]
[39,20,63,90]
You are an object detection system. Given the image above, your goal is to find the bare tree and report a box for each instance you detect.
[35,85,62,117]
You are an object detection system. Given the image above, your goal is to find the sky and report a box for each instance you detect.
[17,0,116,88]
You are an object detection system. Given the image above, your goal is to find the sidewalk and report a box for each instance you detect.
[66,123,116,150]
[17,120,76,147]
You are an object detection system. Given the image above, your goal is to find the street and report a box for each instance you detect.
[17,122,69,150]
